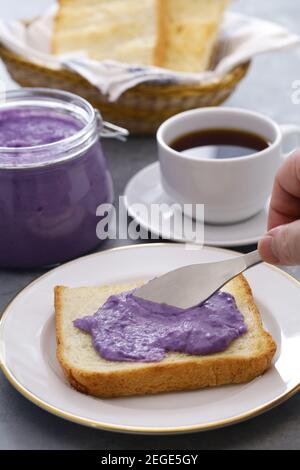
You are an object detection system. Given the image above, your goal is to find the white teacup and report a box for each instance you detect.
[157,107,300,225]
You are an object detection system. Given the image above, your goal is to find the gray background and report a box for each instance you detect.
[0,0,300,450]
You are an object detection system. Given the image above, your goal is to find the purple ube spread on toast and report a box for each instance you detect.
[74,290,247,363]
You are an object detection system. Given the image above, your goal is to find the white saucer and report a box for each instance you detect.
[124,162,268,247]
[1,243,300,434]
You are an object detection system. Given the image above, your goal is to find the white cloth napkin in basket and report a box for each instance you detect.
[0,5,299,101]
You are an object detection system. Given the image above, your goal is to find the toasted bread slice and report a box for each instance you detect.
[52,0,157,65]
[154,0,230,72]
[55,275,276,398]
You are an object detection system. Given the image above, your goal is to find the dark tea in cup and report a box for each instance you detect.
[170,128,270,159]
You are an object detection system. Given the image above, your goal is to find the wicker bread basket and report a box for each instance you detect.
[0,44,250,135]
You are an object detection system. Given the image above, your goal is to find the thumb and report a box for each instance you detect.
[258,220,300,266]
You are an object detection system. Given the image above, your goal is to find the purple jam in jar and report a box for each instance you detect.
[0,108,83,149]
[0,89,114,268]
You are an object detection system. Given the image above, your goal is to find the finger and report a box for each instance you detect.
[259,219,300,265]
[268,150,300,230]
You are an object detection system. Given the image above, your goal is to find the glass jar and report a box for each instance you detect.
[0,88,124,268]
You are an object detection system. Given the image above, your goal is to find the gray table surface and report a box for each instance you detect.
[1,0,300,450]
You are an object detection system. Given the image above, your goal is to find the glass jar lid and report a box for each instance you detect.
[0,88,127,170]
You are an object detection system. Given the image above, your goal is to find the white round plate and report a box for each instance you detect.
[124,162,268,247]
[1,243,300,435]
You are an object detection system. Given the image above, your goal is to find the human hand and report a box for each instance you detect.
[259,149,300,265]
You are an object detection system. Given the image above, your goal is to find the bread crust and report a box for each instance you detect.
[153,0,229,72]
[51,0,63,54]
[55,275,276,398]
[153,0,167,67]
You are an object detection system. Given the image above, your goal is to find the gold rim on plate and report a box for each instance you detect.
[0,243,299,434]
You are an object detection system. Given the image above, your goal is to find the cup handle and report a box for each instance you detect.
[280,124,300,160]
